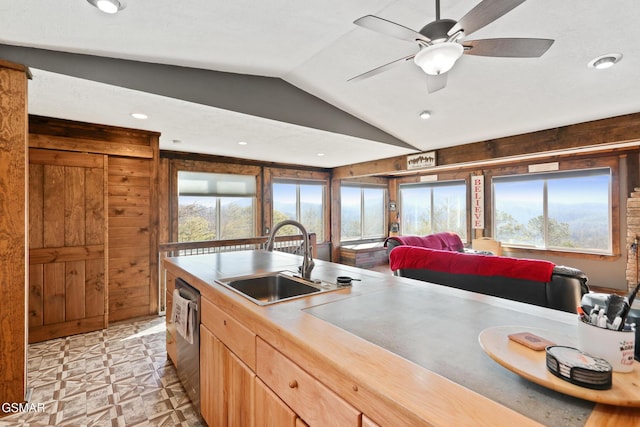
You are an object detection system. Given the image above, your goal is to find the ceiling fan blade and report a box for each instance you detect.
[450,0,527,37]
[463,38,554,57]
[348,54,416,82]
[354,15,430,43]
[427,73,448,93]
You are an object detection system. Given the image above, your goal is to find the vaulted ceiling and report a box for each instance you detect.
[1,0,639,167]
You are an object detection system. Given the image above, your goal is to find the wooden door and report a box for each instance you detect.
[28,148,108,342]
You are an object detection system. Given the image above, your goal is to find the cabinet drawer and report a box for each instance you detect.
[201,297,256,370]
[257,338,360,427]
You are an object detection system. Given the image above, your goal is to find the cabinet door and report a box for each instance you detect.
[226,349,255,427]
[200,325,225,427]
[201,324,256,427]
[255,378,296,427]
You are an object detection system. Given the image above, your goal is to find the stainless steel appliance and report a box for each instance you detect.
[174,277,201,413]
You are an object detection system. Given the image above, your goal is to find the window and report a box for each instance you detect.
[399,180,467,240]
[177,171,256,242]
[272,181,326,242]
[492,168,611,253]
[340,185,386,241]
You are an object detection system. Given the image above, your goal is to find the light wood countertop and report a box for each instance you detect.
[163,250,640,427]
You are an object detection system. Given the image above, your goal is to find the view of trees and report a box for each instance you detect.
[178,197,254,242]
[495,211,573,247]
[340,186,385,240]
[272,183,325,240]
[495,204,609,251]
[494,171,611,251]
[400,183,467,240]
[177,171,611,253]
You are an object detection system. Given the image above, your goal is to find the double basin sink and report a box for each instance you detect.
[216,271,343,306]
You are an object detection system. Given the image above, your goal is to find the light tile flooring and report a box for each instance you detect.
[0,316,205,427]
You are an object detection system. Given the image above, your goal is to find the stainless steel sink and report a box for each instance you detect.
[216,271,325,305]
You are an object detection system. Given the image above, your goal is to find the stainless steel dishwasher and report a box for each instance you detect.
[174,277,201,413]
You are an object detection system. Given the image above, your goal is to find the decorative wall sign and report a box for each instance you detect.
[407,151,436,170]
[472,175,484,229]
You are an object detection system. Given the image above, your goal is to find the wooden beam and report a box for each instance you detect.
[0,59,28,405]
[333,112,640,178]
[29,133,154,159]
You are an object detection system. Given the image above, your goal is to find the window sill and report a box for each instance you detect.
[504,246,619,261]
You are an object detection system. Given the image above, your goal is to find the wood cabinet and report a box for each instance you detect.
[191,286,371,427]
[201,297,256,370]
[200,297,256,427]
[256,337,360,427]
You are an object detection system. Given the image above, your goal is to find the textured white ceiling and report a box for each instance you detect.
[1,0,639,167]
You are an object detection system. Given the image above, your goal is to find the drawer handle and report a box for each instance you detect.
[223,319,227,326]
[288,380,298,389]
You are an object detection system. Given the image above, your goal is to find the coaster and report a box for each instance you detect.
[546,346,612,390]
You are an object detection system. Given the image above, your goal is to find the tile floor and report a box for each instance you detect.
[0,316,205,427]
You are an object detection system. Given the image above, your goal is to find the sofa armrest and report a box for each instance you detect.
[546,266,589,313]
[385,238,402,256]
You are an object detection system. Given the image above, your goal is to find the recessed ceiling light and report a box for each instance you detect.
[588,53,623,70]
[419,110,432,120]
[87,0,126,14]
[131,113,148,120]
[238,141,248,145]
[317,153,325,157]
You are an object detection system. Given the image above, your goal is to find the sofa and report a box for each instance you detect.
[389,245,589,313]
[385,232,465,254]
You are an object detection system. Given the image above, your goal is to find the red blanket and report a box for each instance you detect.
[389,246,555,283]
[386,232,464,252]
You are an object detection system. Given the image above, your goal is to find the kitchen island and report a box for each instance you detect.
[162,250,640,427]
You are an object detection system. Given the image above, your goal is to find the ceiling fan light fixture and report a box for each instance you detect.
[588,53,622,70]
[87,0,126,14]
[414,42,464,76]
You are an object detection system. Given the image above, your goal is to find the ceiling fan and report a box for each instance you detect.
[350,0,554,93]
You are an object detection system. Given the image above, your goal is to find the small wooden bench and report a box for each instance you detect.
[339,242,388,268]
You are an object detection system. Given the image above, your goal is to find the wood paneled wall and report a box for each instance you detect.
[28,116,159,325]
[108,156,158,321]
[0,59,29,407]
